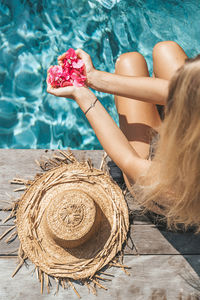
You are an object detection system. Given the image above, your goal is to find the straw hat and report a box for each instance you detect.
[15,151,129,283]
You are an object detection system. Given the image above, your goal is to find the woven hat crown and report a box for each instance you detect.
[44,189,102,249]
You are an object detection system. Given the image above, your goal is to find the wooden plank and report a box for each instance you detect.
[123,254,200,299]
[128,224,178,255]
[129,208,152,225]
[160,229,200,255]
[0,255,199,299]
[74,149,104,169]
[1,223,199,257]
[128,225,200,255]
[0,149,48,209]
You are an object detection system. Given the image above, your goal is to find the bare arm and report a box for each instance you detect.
[47,85,151,182]
[89,70,168,105]
[75,49,169,106]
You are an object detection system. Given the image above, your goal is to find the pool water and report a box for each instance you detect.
[0,0,200,149]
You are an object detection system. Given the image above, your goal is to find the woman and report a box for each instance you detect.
[47,41,200,231]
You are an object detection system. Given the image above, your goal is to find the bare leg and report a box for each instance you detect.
[115,52,161,186]
[115,52,161,158]
[152,41,188,120]
[153,41,188,80]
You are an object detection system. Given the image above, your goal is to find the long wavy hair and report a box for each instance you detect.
[135,54,200,232]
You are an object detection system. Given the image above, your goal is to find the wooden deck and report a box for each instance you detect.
[0,149,200,299]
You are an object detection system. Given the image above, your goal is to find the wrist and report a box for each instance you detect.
[87,69,111,94]
[73,86,95,103]
[87,69,101,89]
[73,87,98,115]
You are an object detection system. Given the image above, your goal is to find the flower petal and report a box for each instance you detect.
[72,59,84,69]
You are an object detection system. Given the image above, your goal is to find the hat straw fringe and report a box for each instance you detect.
[55,278,60,295]
[37,150,77,171]
[2,211,14,224]
[36,266,40,280]
[1,198,19,224]
[94,274,111,281]
[85,280,97,295]
[67,279,81,299]
[99,151,109,174]
[58,149,77,162]
[44,273,50,294]
[13,187,27,192]
[40,270,44,294]
[99,271,114,277]
[12,258,25,278]
[11,244,27,278]
[86,158,93,172]
[10,178,33,186]
[109,260,130,269]
[5,230,17,243]
[92,278,108,291]
[60,278,66,289]
[0,225,16,241]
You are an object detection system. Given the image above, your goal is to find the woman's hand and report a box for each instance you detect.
[46,68,87,100]
[58,49,96,87]
[47,84,76,99]
[47,83,89,101]
[75,49,95,80]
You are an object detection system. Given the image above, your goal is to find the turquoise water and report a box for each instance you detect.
[0,0,200,149]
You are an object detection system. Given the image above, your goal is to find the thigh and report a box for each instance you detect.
[115,52,161,160]
[153,41,188,80]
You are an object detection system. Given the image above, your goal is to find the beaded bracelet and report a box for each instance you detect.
[84,98,98,116]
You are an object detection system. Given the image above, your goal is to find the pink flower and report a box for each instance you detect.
[61,81,73,87]
[48,48,86,88]
[65,48,77,60]
[71,70,86,87]
[72,59,84,69]
[48,65,71,88]
[62,48,78,68]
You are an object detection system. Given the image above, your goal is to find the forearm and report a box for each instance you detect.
[88,70,169,105]
[74,88,148,181]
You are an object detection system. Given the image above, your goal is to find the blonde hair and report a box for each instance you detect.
[135,55,200,232]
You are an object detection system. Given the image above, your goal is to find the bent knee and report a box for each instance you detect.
[115,52,146,71]
[153,41,181,58]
